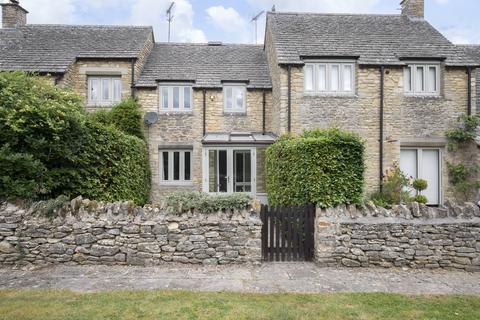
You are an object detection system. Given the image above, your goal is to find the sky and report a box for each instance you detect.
[2,0,479,45]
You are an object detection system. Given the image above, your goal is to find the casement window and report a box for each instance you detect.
[88,76,122,106]
[224,85,246,112]
[304,62,355,95]
[400,148,441,205]
[404,64,440,96]
[159,85,192,111]
[160,150,192,184]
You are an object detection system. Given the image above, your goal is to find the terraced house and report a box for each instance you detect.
[1,0,478,204]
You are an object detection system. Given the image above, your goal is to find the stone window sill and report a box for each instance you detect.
[223,112,247,116]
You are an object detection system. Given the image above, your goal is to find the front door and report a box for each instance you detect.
[203,147,256,194]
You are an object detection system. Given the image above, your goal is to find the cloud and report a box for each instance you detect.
[438,25,480,44]
[128,0,206,43]
[206,6,249,42]
[247,0,382,13]
[18,0,76,24]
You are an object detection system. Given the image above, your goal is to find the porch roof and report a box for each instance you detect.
[202,132,277,145]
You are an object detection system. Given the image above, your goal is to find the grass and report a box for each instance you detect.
[0,290,479,320]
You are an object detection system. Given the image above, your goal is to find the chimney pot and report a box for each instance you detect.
[401,0,424,19]
[1,0,28,28]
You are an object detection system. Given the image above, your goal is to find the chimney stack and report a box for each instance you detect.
[1,0,28,28]
[400,0,424,19]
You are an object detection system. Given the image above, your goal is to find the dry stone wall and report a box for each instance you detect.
[0,200,262,267]
[315,202,480,272]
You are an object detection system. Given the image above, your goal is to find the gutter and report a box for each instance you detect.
[379,66,385,192]
[467,67,472,116]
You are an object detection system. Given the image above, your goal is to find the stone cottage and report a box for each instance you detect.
[0,0,478,204]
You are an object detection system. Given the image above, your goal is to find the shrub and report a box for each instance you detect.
[266,128,365,208]
[412,179,428,193]
[446,115,480,149]
[0,72,150,204]
[30,195,70,218]
[166,191,251,214]
[0,145,48,200]
[90,98,145,140]
[370,163,412,208]
[414,195,428,205]
[447,162,480,202]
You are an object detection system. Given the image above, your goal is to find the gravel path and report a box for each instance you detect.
[0,263,479,294]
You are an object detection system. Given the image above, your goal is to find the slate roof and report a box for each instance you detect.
[267,12,477,66]
[136,43,271,89]
[0,25,153,73]
[458,45,480,116]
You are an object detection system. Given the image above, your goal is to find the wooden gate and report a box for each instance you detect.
[260,204,315,262]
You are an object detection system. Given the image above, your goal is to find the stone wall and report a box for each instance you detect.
[0,200,262,267]
[315,202,480,272]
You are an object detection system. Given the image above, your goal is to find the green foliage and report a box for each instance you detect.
[266,128,365,208]
[30,195,70,218]
[0,72,150,204]
[370,164,412,208]
[414,195,428,205]
[412,179,428,193]
[166,191,251,214]
[89,98,145,140]
[447,162,480,202]
[0,145,48,200]
[446,115,480,150]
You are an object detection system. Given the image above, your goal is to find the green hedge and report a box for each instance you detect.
[266,128,365,208]
[0,72,150,204]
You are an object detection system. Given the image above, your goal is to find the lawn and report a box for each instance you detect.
[0,290,479,320]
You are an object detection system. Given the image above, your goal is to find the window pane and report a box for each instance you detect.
[102,78,110,100]
[317,65,326,91]
[161,87,169,109]
[173,151,180,180]
[428,67,437,92]
[162,152,169,181]
[173,87,180,109]
[400,149,417,197]
[343,65,352,91]
[184,152,191,181]
[330,65,340,91]
[416,66,424,92]
[421,149,440,205]
[235,87,245,111]
[226,88,233,109]
[183,87,191,109]
[304,65,314,91]
[89,78,99,101]
[405,67,413,92]
[113,79,121,102]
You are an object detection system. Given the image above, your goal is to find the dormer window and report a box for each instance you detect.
[159,85,192,112]
[304,61,355,95]
[404,64,440,96]
[88,76,122,106]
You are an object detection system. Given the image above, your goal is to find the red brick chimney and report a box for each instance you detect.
[1,0,28,28]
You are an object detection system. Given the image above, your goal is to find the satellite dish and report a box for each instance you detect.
[144,112,159,125]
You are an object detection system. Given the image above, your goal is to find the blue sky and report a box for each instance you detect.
[6,0,480,44]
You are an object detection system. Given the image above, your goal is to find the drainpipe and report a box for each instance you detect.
[262,90,266,135]
[467,67,472,116]
[379,66,385,192]
[287,65,292,133]
[131,58,136,98]
[203,89,207,136]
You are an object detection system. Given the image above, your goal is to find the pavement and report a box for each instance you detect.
[0,263,479,294]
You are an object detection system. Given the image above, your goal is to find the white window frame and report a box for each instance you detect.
[159,150,193,185]
[400,147,442,205]
[87,76,122,106]
[158,85,193,112]
[223,85,247,113]
[404,63,441,96]
[304,61,356,96]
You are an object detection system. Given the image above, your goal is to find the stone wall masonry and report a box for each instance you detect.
[0,200,262,267]
[315,202,480,272]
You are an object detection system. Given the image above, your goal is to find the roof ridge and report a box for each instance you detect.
[154,42,264,47]
[268,11,401,17]
[23,24,152,29]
